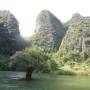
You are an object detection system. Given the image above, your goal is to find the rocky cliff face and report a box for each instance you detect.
[0,11,25,56]
[31,10,66,51]
[57,13,90,62]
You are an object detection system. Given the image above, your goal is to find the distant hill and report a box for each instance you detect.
[0,11,26,56]
[30,10,66,51]
[57,13,90,62]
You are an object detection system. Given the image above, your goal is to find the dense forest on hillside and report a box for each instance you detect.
[0,10,90,81]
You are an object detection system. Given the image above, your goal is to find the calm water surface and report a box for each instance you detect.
[0,71,90,90]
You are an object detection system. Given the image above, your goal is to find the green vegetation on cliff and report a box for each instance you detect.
[30,10,66,52]
[57,13,90,63]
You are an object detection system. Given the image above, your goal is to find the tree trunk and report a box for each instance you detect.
[26,67,34,80]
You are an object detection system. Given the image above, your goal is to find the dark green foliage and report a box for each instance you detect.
[39,59,59,73]
[10,47,48,69]
[0,55,10,70]
[47,59,59,71]
[57,69,75,75]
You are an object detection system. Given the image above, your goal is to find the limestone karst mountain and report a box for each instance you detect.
[31,10,66,51]
[0,11,25,56]
[57,13,90,62]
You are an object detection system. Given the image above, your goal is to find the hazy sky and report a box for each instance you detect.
[0,0,90,37]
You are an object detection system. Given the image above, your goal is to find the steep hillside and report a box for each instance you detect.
[0,11,25,56]
[30,10,66,51]
[57,13,90,63]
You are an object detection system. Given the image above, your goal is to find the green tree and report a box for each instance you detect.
[10,46,49,80]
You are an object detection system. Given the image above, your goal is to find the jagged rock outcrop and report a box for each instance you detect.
[57,13,90,62]
[0,10,25,56]
[31,10,66,51]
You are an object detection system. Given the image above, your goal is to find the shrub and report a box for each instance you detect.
[57,69,75,75]
[47,59,59,71]
[0,55,9,70]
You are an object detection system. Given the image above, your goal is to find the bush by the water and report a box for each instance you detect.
[0,55,10,70]
[57,69,75,75]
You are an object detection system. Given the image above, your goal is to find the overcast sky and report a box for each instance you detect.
[0,0,90,37]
